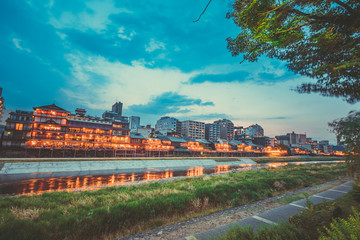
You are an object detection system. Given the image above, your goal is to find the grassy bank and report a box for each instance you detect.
[219,185,360,240]
[251,156,345,163]
[0,163,347,240]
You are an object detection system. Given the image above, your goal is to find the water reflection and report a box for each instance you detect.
[1,161,343,196]
[1,164,245,195]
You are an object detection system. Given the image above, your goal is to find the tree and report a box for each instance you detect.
[329,111,360,185]
[227,0,360,103]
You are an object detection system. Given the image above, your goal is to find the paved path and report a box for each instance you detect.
[188,181,353,240]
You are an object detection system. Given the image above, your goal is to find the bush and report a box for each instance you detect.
[319,207,360,240]
[220,222,308,240]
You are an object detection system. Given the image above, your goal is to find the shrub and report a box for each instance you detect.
[319,207,360,240]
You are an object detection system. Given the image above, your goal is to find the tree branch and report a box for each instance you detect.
[331,0,354,13]
[273,21,314,35]
[193,0,212,23]
[260,0,294,16]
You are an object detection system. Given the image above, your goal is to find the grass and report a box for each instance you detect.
[251,156,345,163]
[219,182,360,240]
[0,163,347,240]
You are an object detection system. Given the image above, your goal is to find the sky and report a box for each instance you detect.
[0,0,359,144]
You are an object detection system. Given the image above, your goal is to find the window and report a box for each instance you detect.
[15,123,23,130]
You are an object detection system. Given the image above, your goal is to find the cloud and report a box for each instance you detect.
[264,116,287,120]
[189,71,250,84]
[145,38,166,53]
[127,91,214,115]
[49,0,130,32]
[12,38,31,53]
[256,71,297,84]
[178,113,233,122]
[117,26,136,40]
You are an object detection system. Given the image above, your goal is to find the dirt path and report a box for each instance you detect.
[120,178,348,240]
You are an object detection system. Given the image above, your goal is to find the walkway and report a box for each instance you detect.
[189,180,353,240]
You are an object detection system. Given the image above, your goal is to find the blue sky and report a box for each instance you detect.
[1,0,358,143]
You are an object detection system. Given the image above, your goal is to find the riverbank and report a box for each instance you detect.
[0,155,345,164]
[121,178,349,240]
[0,163,347,240]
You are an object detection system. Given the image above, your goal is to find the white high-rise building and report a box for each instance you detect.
[181,120,205,139]
[155,116,181,135]
[129,116,140,131]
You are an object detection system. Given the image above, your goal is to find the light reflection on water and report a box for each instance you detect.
[0,160,344,196]
[1,164,254,195]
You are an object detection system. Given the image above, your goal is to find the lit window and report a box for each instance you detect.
[15,123,23,130]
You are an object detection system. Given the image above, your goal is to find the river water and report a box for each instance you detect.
[0,159,344,195]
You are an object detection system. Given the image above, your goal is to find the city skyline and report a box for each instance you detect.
[1,0,358,143]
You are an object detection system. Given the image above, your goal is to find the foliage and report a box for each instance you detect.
[0,163,346,239]
[319,207,360,240]
[289,198,343,239]
[220,222,308,240]
[329,111,360,185]
[227,0,360,103]
[220,190,360,240]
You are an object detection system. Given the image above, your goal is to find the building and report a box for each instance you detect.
[112,102,123,116]
[206,119,234,142]
[287,131,306,145]
[275,135,290,146]
[2,110,33,148]
[129,116,140,131]
[252,136,270,147]
[214,119,234,140]
[155,116,181,136]
[0,87,3,120]
[181,120,205,139]
[319,140,331,153]
[26,104,131,149]
[136,125,154,138]
[205,123,218,142]
[244,124,264,138]
[28,104,69,149]
[234,126,244,139]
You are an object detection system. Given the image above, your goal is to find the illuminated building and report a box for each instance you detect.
[0,88,12,135]
[213,119,234,140]
[2,110,33,148]
[26,104,132,150]
[234,126,244,140]
[0,87,3,120]
[28,104,70,148]
[244,124,264,138]
[205,119,234,142]
[145,138,174,151]
[214,139,232,152]
[155,116,182,136]
[230,140,245,151]
[181,120,205,139]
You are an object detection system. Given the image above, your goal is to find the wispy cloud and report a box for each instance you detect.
[12,38,31,53]
[264,116,288,120]
[178,113,233,122]
[145,38,166,53]
[128,91,214,115]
